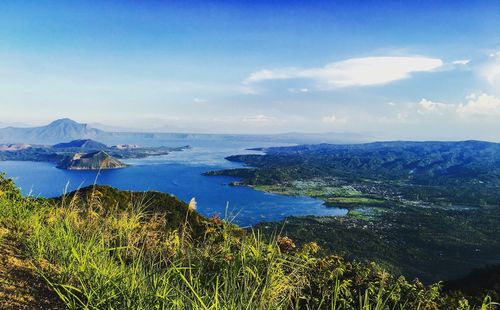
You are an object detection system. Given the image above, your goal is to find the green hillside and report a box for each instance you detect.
[0,173,498,309]
[206,141,500,284]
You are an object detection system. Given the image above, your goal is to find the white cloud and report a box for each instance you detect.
[479,51,500,88]
[240,85,259,95]
[396,113,409,122]
[376,112,410,124]
[417,98,455,114]
[457,93,500,116]
[388,94,500,119]
[322,115,347,124]
[242,114,276,123]
[452,59,470,65]
[244,56,443,90]
[483,62,500,86]
[288,87,309,93]
[193,97,207,103]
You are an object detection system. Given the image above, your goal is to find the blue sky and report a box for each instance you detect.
[1,0,500,140]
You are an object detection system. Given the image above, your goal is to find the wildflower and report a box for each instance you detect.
[188,197,197,211]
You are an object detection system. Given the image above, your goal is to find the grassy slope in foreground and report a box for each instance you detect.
[0,173,498,309]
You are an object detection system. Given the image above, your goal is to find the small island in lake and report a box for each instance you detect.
[57,151,127,170]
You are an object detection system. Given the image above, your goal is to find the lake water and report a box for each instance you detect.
[0,139,347,226]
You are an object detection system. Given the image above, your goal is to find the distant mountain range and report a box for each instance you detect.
[0,119,102,144]
[0,118,371,145]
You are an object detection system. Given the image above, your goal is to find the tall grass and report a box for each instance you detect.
[0,174,497,309]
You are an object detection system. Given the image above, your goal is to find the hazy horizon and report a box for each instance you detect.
[1,117,499,144]
[1,1,500,141]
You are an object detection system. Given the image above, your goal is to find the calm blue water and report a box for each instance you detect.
[0,140,347,226]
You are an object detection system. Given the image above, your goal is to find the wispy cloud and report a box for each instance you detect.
[417,98,455,114]
[376,113,411,124]
[288,88,310,93]
[452,59,470,65]
[241,114,277,123]
[481,52,500,88]
[193,97,208,103]
[244,56,443,91]
[322,114,348,124]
